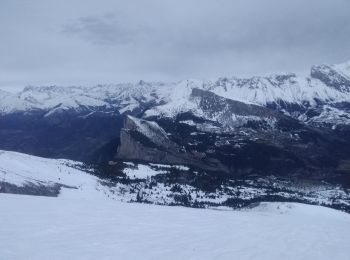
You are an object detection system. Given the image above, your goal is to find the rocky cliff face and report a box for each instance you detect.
[115,115,228,172]
[116,115,182,163]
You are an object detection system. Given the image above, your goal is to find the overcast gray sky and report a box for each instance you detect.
[1,0,350,91]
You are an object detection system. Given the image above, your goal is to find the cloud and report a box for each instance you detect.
[1,0,350,90]
[62,13,139,45]
[59,0,350,63]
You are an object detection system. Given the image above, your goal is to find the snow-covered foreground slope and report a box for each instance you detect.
[1,194,350,260]
[1,150,350,259]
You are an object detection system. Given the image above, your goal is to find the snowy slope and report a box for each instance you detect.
[1,193,350,260]
[335,61,350,79]
[0,89,31,113]
[0,150,102,198]
[1,150,350,260]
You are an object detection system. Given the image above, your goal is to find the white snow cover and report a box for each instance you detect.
[0,150,92,186]
[1,194,350,260]
[202,75,349,106]
[0,150,104,200]
[123,163,167,179]
[1,150,350,259]
[334,61,350,79]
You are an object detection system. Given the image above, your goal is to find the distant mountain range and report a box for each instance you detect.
[1,61,350,123]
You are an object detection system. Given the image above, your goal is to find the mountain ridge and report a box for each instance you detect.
[1,61,349,120]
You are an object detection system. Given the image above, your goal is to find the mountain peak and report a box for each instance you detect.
[311,63,350,92]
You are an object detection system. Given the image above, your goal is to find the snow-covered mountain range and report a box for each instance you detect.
[1,61,350,126]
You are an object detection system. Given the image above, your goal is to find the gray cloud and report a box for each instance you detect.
[62,13,139,45]
[1,0,350,91]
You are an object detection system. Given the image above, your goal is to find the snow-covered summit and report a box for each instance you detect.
[311,62,350,93]
[335,60,350,78]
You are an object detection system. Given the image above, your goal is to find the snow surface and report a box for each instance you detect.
[0,150,98,192]
[123,163,167,179]
[1,150,350,259]
[1,194,350,260]
[334,61,350,80]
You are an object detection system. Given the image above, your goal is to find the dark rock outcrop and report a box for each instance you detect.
[115,115,228,172]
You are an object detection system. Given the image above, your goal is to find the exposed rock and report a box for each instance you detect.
[115,115,228,172]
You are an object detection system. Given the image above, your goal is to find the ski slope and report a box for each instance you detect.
[1,194,350,260]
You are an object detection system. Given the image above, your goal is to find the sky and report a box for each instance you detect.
[1,0,350,92]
